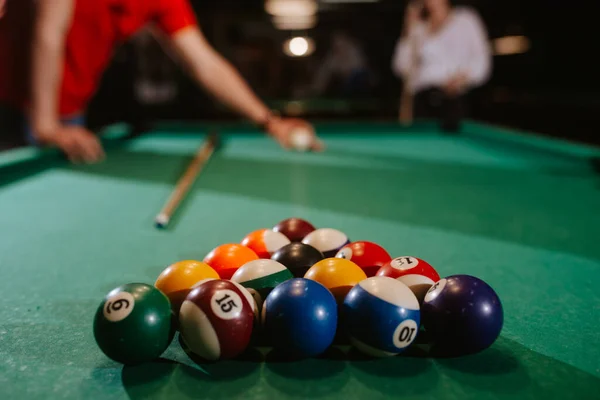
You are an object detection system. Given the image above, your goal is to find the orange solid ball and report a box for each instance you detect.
[155,260,220,313]
[304,258,367,303]
[203,244,259,279]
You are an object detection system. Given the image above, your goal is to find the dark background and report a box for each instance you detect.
[84,0,599,145]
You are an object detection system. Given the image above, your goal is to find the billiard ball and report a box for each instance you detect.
[179,279,255,361]
[290,127,312,151]
[203,243,259,279]
[343,276,420,357]
[421,275,503,356]
[302,228,350,258]
[231,259,293,311]
[271,242,324,277]
[335,241,392,277]
[262,278,337,358]
[191,277,258,316]
[93,283,174,364]
[241,229,291,259]
[154,260,220,314]
[304,258,367,303]
[376,256,440,304]
[273,217,316,242]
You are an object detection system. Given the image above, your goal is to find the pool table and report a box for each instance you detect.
[1,120,599,399]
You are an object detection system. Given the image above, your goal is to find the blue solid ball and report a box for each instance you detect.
[262,278,337,357]
[421,274,503,356]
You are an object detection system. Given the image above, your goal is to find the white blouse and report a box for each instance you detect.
[392,7,492,93]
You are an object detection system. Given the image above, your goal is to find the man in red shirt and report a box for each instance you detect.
[1,0,321,162]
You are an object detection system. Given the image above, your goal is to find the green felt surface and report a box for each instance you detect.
[1,121,599,399]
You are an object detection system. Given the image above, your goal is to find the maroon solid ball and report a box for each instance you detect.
[273,218,316,242]
[179,279,255,361]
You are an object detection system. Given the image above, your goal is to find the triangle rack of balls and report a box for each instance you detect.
[93,217,503,364]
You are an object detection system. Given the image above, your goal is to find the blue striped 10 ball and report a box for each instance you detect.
[343,276,420,357]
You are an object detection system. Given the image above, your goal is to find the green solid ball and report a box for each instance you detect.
[93,283,174,364]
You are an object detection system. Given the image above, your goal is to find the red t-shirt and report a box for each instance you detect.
[0,0,197,115]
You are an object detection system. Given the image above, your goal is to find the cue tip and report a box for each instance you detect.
[155,213,170,229]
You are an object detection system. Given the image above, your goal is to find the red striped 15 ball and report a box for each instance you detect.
[376,256,440,303]
[179,279,255,361]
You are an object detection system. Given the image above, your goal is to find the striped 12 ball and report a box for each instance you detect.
[231,259,293,312]
[302,228,350,258]
[179,279,255,361]
[376,256,440,304]
[93,283,174,364]
[343,276,420,357]
[241,229,291,259]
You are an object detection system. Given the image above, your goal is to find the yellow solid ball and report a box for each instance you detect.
[304,258,367,303]
[155,260,220,314]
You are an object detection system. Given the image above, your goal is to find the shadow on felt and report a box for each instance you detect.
[121,341,263,399]
[262,346,349,397]
[347,346,438,396]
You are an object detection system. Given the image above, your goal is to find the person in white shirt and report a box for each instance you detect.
[309,31,372,97]
[392,0,491,131]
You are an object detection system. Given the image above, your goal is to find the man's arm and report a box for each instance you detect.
[163,26,322,150]
[30,0,104,163]
[31,0,74,140]
[464,10,492,87]
[444,9,492,96]
[391,1,423,78]
[166,26,271,125]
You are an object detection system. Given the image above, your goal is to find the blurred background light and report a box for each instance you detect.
[493,36,531,56]
[272,14,317,30]
[319,0,380,3]
[284,36,315,57]
[265,0,318,17]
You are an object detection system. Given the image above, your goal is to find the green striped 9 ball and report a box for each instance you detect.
[93,283,174,364]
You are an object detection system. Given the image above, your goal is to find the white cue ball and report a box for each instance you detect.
[290,128,312,152]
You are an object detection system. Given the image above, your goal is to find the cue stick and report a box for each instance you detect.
[399,1,422,125]
[155,133,219,229]
[398,31,418,124]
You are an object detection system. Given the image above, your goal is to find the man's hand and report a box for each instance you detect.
[39,125,105,164]
[266,117,324,152]
[0,0,6,18]
[444,72,469,96]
